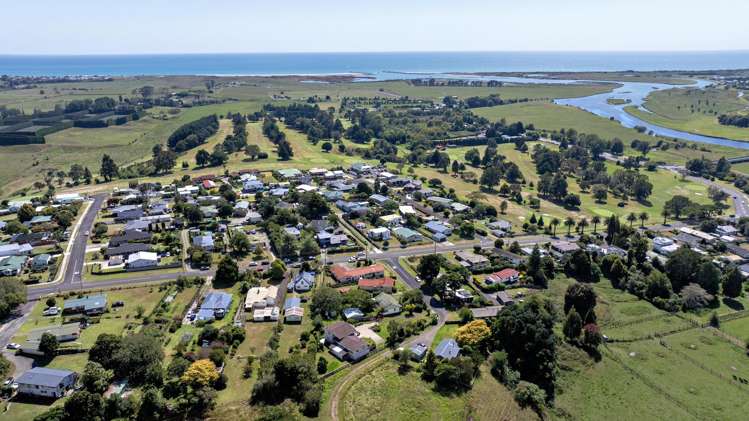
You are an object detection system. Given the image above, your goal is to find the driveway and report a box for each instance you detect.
[356,322,384,344]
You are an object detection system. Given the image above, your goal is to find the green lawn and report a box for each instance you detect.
[606,338,749,420]
[625,87,749,141]
[439,141,721,223]
[720,315,749,344]
[340,359,535,421]
[474,102,747,165]
[0,101,262,197]
[553,343,698,421]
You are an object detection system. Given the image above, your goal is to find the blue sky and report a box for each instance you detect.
[3,0,749,54]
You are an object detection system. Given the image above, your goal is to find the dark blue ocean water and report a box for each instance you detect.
[2,51,749,77]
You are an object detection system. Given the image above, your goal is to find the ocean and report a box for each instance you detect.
[2,51,749,77]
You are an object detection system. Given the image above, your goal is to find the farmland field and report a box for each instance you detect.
[474,102,747,164]
[340,360,536,421]
[625,87,749,141]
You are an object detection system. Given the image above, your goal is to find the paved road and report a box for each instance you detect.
[26,194,107,300]
[660,165,749,218]
[328,256,447,421]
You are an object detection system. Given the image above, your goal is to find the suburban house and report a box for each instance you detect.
[104,242,152,258]
[550,241,580,257]
[717,225,739,236]
[399,205,417,216]
[109,230,152,247]
[275,168,303,180]
[242,179,264,193]
[425,220,453,237]
[410,343,428,361]
[455,250,490,271]
[374,293,402,316]
[487,219,512,233]
[31,254,52,272]
[288,271,315,292]
[114,207,144,222]
[63,294,107,315]
[497,291,515,305]
[358,277,395,293]
[330,264,385,284]
[653,236,678,255]
[196,292,233,321]
[126,251,158,269]
[16,367,78,398]
[379,214,403,227]
[450,202,470,213]
[27,215,53,227]
[679,227,716,244]
[233,201,250,217]
[393,227,423,243]
[325,321,370,361]
[367,227,391,241]
[0,243,32,257]
[192,234,215,251]
[54,193,83,204]
[0,255,27,276]
[247,211,263,224]
[435,338,461,360]
[253,306,280,322]
[316,231,349,247]
[283,297,304,323]
[485,268,520,286]
[427,196,452,207]
[244,286,278,310]
[27,324,81,343]
[369,194,390,206]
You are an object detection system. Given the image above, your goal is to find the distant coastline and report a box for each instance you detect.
[3,51,749,78]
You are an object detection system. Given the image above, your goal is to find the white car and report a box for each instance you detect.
[43,307,60,316]
[6,343,20,350]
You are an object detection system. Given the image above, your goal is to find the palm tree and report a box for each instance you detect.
[577,218,589,234]
[661,208,670,225]
[639,212,648,228]
[591,215,601,234]
[551,218,560,237]
[564,216,576,237]
[627,212,637,227]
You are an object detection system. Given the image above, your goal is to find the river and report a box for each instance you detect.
[382,72,749,151]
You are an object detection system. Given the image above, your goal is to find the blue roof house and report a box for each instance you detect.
[288,271,315,292]
[196,292,233,321]
[435,338,461,360]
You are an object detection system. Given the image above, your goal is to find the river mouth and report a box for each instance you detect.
[372,71,749,150]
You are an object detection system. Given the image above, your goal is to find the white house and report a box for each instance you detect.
[368,227,391,241]
[652,236,675,254]
[245,286,278,310]
[16,367,78,398]
[126,251,158,269]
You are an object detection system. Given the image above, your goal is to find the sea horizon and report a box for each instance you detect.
[2,50,749,77]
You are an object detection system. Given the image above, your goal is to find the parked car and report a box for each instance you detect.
[112,301,125,307]
[42,307,60,316]
[6,343,20,350]
[3,377,13,387]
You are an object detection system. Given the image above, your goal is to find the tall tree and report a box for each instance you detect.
[100,154,118,181]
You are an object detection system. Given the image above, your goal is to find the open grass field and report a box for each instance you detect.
[0,76,212,111]
[552,343,697,421]
[0,101,262,197]
[340,360,536,421]
[625,87,749,141]
[474,102,747,164]
[441,141,720,223]
[719,315,749,343]
[606,337,749,420]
